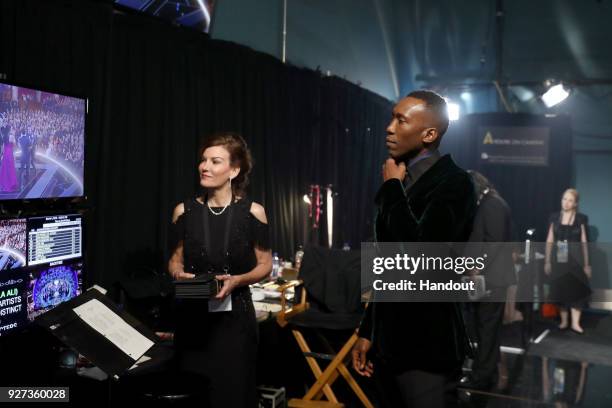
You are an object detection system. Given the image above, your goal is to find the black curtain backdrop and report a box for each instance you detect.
[0,0,391,288]
[441,112,573,241]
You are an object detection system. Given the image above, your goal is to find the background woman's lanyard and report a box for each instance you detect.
[556,211,574,263]
[202,195,234,274]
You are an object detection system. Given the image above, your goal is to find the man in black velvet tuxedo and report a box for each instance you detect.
[352,90,476,408]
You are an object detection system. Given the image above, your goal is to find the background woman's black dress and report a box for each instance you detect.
[548,212,591,308]
[172,197,270,407]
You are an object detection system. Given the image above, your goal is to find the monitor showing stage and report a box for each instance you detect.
[0,81,86,201]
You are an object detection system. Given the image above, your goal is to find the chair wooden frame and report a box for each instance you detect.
[276,282,374,408]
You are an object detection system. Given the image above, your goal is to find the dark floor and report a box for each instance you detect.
[456,310,612,408]
[2,308,612,407]
[258,307,612,407]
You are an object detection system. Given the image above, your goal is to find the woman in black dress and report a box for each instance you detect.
[544,188,591,334]
[168,132,272,407]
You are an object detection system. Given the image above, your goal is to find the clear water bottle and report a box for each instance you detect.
[271,252,280,278]
[553,367,565,395]
[295,245,305,270]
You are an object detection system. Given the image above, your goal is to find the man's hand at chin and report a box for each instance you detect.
[382,158,407,182]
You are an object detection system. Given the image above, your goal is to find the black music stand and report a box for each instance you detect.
[35,288,158,379]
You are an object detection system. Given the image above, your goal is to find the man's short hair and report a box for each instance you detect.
[406,90,450,139]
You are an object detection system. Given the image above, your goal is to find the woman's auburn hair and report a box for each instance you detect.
[199,132,253,197]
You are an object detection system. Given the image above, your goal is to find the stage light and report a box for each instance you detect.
[541,83,569,107]
[303,194,311,205]
[460,92,471,101]
[447,101,460,121]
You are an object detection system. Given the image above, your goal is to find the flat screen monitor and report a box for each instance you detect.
[0,218,27,270]
[0,81,86,201]
[26,260,83,322]
[0,212,85,337]
[27,214,82,267]
[0,260,84,337]
[115,0,216,33]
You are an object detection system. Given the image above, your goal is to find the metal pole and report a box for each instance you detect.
[282,0,287,63]
[495,0,505,110]
[495,0,504,82]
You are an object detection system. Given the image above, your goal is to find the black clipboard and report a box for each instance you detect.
[35,288,158,378]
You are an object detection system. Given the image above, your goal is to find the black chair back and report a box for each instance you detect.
[299,246,363,315]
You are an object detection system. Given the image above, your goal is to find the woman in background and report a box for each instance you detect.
[544,188,591,334]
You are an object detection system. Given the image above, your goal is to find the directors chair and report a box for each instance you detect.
[277,246,373,408]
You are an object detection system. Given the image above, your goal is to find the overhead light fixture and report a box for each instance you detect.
[447,101,460,121]
[541,83,569,107]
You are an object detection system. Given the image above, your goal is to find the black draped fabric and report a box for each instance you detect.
[0,0,391,288]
